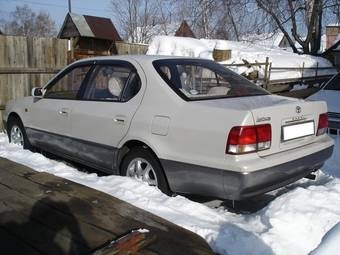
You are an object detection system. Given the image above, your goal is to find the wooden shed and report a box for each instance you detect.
[58,13,122,62]
[175,20,196,38]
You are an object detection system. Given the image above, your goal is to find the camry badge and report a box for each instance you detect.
[296,106,301,114]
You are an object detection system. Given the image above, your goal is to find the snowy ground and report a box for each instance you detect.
[147,36,337,82]
[0,132,339,255]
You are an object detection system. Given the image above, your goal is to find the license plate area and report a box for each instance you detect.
[282,121,315,141]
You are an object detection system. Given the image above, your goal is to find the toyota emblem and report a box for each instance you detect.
[296,106,301,114]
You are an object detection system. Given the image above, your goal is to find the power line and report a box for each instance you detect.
[0,0,111,13]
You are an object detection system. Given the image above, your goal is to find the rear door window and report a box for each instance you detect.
[154,59,268,101]
[83,64,141,102]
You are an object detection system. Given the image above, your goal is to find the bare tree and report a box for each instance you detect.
[111,0,163,43]
[255,0,340,54]
[3,5,57,37]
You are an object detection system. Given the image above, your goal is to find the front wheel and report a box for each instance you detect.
[121,147,171,196]
[8,117,34,151]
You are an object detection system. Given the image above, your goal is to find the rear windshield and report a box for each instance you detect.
[153,59,269,101]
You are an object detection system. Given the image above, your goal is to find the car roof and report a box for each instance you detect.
[73,55,206,65]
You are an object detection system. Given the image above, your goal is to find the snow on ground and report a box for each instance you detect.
[0,132,340,255]
[147,36,337,82]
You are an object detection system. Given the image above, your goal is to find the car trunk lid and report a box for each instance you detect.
[249,96,327,157]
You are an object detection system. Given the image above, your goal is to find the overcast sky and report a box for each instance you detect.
[0,0,114,28]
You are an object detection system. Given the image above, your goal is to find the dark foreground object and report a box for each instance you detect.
[0,157,214,255]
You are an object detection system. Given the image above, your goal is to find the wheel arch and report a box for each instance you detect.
[117,139,161,174]
[6,112,23,132]
[117,138,172,195]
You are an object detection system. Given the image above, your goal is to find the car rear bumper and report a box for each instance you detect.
[161,145,334,200]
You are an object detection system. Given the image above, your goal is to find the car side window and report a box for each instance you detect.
[121,72,141,102]
[324,74,340,91]
[44,65,91,99]
[84,65,141,102]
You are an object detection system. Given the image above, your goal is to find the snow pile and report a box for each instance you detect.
[0,132,340,255]
[310,222,340,255]
[147,36,337,81]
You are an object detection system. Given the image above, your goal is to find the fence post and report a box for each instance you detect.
[301,62,305,84]
[264,57,269,90]
[315,62,319,80]
[267,62,272,90]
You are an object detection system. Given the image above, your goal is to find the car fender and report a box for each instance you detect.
[5,97,35,126]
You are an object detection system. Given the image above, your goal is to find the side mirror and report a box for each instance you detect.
[31,87,43,97]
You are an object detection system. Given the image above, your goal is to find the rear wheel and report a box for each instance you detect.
[7,117,34,151]
[121,147,171,195]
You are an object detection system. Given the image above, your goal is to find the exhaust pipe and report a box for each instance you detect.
[305,173,317,180]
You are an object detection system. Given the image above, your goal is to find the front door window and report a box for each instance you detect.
[44,66,91,99]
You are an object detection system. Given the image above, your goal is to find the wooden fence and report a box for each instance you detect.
[224,57,335,92]
[0,35,68,130]
[115,41,149,55]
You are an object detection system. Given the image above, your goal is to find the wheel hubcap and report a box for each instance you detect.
[126,158,158,186]
[10,125,24,146]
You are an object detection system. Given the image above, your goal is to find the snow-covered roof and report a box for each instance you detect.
[327,23,340,27]
[147,35,336,81]
[240,32,285,48]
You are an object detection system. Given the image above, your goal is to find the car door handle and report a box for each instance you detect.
[113,115,127,124]
[58,108,69,116]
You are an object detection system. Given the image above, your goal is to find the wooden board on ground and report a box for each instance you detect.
[0,157,214,255]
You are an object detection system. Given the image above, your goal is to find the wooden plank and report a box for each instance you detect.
[0,67,60,74]
[0,179,110,250]
[0,158,214,255]
[0,227,41,255]
[0,189,91,255]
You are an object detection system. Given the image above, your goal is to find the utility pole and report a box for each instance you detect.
[68,0,72,53]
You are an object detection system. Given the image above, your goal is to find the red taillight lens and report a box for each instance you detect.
[317,113,328,136]
[226,124,271,154]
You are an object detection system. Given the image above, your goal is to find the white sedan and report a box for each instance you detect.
[3,55,334,200]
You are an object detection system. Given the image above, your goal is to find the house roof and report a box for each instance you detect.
[58,13,122,41]
[175,20,196,38]
[129,20,195,44]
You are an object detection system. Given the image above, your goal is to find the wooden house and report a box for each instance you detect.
[175,20,196,38]
[326,24,340,49]
[58,13,122,62]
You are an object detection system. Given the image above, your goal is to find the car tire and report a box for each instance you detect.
[7,117,34,151]
[121,147,172,196]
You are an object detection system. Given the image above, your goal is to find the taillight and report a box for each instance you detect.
[317,113,328,136]
[226,124,271,154]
